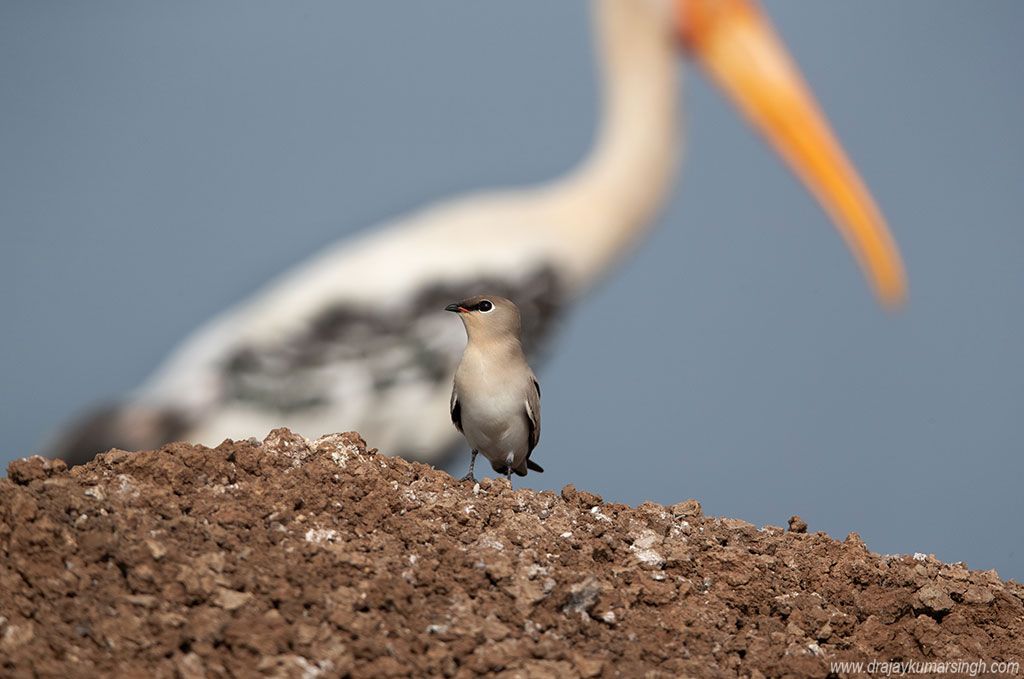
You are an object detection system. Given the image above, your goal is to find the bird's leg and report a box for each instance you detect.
[460,450,478,483]
[505,468,513,489]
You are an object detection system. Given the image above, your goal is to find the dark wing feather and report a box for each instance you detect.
[450,388,462,433]
[523,400,543,474]
[525,378,541,455]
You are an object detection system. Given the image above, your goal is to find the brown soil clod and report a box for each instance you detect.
[1,428,1022,677]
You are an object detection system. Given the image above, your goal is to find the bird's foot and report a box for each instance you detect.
[460,450,478,484]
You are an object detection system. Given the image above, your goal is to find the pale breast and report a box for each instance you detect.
[456,368,531,463]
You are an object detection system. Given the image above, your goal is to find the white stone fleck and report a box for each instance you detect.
[294,656,330,679]
[304,528,338,544]
[633,549,665,568]
[526,563,548,578]
[477,534,504,551]
[115,474,139,498]
[629,529,665,568]
[631,529,660,550]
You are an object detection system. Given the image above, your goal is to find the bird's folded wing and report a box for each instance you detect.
[524,378,541,454]
[450,387,462,433]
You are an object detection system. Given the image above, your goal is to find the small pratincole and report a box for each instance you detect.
[446,296,543,486]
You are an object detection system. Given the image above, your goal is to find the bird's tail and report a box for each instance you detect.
[506,458,544,477]
[46,402,190,467]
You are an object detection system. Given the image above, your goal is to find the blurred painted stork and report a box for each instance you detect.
[52,0,905,465]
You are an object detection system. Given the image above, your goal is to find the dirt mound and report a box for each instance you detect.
[2,429,1022,677]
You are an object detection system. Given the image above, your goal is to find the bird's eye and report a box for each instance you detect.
[478,300,493,312]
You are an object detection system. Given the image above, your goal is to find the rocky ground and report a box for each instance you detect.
[1,429,1022,677]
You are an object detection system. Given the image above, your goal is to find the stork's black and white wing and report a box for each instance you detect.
[51,218,565,466]
[211,266,560,450]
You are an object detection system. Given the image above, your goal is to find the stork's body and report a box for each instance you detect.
[51,0,905,466]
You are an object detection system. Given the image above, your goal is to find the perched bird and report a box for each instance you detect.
[51,0,906,466]
[446,296,542,484]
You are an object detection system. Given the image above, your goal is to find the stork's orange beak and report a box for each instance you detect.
[678,0,906,308]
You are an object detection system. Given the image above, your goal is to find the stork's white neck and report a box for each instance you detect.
[544,0,681,289]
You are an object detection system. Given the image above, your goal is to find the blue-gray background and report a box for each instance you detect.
[2,2,1022,579]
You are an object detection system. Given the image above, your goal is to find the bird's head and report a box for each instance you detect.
[445,296,523,343]
[653,0,906,308]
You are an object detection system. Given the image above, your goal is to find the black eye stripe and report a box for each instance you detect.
[455,299,494,312]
